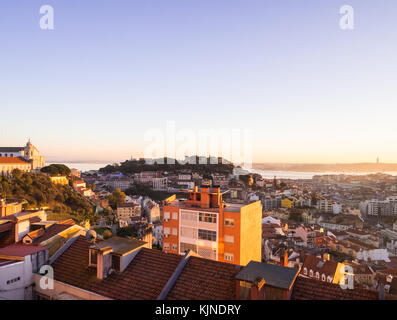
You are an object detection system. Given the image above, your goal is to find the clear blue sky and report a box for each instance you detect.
[1,0,396,163]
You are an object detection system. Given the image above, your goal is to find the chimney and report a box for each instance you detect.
[97,246,114,280]
[280,249,288,267]
[200,186,210,208]
[0,198,5,217]
[323,253,330,261]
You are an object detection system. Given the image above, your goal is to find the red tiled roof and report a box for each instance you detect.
[0,157,31,165]
[292,276,378,300]
[377,269,397,276]
[25,223,74,243]
[0,222,12,233]
[0,243,47,257]
[58,219,75,225]
[51,236,183,300]
[301,255,338,278]
[166,256,242,300]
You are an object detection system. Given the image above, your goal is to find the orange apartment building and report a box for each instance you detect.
[162,186,262,266]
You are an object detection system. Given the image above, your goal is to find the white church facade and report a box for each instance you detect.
[0,140,46,176]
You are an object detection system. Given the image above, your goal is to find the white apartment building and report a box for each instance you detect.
[152,177,168,190]
[317,199,342,214]
[362,197,397,217]
[0,245,48,300]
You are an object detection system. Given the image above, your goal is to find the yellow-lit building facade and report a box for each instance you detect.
[162,187,262,266]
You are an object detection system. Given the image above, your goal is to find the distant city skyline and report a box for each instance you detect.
[1,0,397,163]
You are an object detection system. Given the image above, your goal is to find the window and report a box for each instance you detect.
[199,212,217,223]
[198,229,217,241]
[112,255,121,271]
[172,244,178,251]
[303,267,307,275]
[224,235,234,244]
[327,276,333,283]
[172,212,178,220]
[172,228,178,236]
[198,246,217,260]
[315,272,320,280]
[89,249,98,266]
[7,277,21,285]
[164,211,170,220]
[225,218,234,226]
[180,227,197,238]
[180,242,197,254]
[224,253,234,262]
[321,274,326,282]
[163,242,170,250]
[181,211,197,221]
[164,227,170,235]
[309,270,313,277]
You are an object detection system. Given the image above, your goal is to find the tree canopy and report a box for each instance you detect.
[41,164,71,176]
[107,188,126,209]
[0,171,94,223]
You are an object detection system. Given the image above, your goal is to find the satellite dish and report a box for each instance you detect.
[86,230,97,243]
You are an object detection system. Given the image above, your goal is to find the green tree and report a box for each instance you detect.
[41,164,71,176]
[103,229,113,239]
[107,188,126,209]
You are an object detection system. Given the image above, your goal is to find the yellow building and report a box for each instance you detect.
[163,187,262,266]
[281,198,292,208]
[50,176,69,185]
[0,157,32,176]
[0,140,45,170]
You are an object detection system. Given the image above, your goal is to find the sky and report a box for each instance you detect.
[1,0,397,164]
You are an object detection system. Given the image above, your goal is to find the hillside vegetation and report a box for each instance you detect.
[0,169,94,223]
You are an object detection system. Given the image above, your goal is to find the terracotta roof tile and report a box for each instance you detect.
[166,256,242,300]
[0,243,47,257]
[301,255,338,278]
[0,157,31,164]
[51,236,183,300]
[292,276,378,300]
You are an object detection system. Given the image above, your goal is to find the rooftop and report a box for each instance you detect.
[291,276,378,300]
[0,243,47,258]
[235,261,299,290]
[51,236,183,300]
[92,237,147,255]
[0,157,31,165]
[301,255,339,277]
[25,222,75,243]
[166,256,242,300]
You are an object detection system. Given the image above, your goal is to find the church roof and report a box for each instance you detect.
[0,147,24,152]
[0,157,31,165]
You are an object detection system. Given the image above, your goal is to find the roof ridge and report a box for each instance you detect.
[156,250,195,300]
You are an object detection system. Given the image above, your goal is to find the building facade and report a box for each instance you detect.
[0,140,45,171]
[162,187,262,266]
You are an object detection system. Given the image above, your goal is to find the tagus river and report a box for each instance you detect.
[49,162,397,180]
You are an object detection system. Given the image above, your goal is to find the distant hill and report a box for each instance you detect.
[99,156,235,175]
[252,162,397,173]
